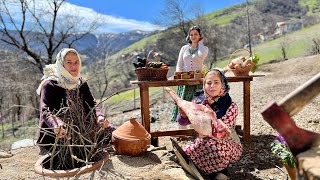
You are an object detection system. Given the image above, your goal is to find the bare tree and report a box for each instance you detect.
[0,0,100,72]
[0,104,4,138]
[87,56,112,102]
[204,24,221,69]
[154,0,208,66]
[155,0,200,36]
[0,49,41,138]
[280,32,288,60]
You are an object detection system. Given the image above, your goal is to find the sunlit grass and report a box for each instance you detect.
[299,0,320,15]
[0,119,37,145]
[105,86,178,104]
[105,87,160,103]
[215,22,320,68]
[110,33,162,60]
[209,11,246,25]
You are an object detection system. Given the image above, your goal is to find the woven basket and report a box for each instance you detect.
[135,50,168,81]
[229,49,253,76]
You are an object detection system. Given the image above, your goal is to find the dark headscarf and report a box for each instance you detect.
[193,69,232,119]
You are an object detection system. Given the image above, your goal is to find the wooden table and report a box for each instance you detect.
[131,75,264,144]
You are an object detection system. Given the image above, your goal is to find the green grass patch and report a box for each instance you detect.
[106,87,163,103]
[110,33,162,60]
[214,22,320,68]
[203,9,226,20]
[209,11,246,25]
[299,0,320,15]
[0,119,37,145]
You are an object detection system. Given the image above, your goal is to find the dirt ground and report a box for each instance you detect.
[0,55,319,180]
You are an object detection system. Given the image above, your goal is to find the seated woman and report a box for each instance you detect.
[36,48,114,155]
[177,69,243,178]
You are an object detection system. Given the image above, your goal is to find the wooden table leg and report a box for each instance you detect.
[139,85,150,132]
[243,80,251,143]
[139,85,159,146]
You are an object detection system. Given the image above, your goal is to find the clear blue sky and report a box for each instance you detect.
[67,0,245,23]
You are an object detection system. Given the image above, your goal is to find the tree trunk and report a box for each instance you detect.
[1,122,4,139]
[11,114,15,137]
[15,94,22,121]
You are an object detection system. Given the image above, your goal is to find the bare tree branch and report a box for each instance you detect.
[0,0,99,72]
[156,0,196,36]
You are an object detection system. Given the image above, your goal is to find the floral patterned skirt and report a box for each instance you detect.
[183,137,243,174]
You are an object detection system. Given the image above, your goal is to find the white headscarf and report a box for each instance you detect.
[36,48,82,95]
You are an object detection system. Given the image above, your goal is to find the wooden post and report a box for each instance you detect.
[133,85,136,109]
[246,0,252,55]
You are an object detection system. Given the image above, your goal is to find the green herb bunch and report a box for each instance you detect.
[250,54,259,73]
[270,134,296,168]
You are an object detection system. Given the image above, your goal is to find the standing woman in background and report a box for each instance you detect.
[171,26,209,127]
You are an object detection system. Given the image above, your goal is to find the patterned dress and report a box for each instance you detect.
[183,103,243,174]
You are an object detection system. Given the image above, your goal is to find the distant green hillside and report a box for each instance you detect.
[109,0,320,61]
[105,22,320,104]
[109,33,162,61]
[102,0,320,100]
[216,22,320,68]
[203,6,247,25]
[108,3,248,59]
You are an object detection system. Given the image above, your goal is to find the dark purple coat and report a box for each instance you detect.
[36,79,102,150]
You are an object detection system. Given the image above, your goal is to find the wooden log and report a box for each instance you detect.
[296,140,320,179]
[279,72,320,116]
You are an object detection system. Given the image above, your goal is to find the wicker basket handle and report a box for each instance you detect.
[146,50,159,67]
[229,48,252,63]
[222,48,252,73]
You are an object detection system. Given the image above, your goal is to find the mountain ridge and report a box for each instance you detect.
[0,29,156,64]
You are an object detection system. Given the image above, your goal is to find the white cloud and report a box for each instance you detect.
[2,0,162,34]
[60,2,163,33]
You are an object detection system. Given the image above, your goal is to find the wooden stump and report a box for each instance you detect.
[296,141,320,179]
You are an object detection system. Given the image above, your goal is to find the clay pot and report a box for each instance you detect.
[112,118,151,156]
[34,153,110,177]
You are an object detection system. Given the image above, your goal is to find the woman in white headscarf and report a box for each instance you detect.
[36,48,113,155]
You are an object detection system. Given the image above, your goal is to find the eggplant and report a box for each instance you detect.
[133,62,145,68]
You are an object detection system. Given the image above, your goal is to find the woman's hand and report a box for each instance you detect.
[97,116,109,128]
[53,124,66,138]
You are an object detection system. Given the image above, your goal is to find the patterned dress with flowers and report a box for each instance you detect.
[183,102,243,174]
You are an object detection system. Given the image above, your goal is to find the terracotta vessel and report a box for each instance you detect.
[34,153,110,177]
[112,117,151,156]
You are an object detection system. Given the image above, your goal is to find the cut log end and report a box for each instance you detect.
[296,141,320,179]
